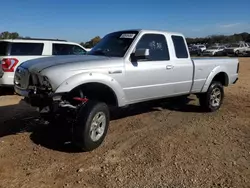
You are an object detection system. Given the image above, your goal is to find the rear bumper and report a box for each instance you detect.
[229,73,239,85]
[0,73,14,86]
[233,77,238,84]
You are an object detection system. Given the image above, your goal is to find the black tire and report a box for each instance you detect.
[199,81,224,112]
[72,100,110,152]
[235,50,239,57]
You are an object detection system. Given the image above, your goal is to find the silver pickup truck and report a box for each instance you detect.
[14,29,239,151]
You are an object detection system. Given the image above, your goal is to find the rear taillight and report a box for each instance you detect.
[1,58,19,72]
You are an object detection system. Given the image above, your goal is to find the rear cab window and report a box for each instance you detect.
[171,35,189,58]
[52,43,87,55]
[10,42,44,56]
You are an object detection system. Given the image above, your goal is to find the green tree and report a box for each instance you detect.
[0,31,20,39]
[10,32,20,39]
[80,36,102,48]
[186,32,250,45]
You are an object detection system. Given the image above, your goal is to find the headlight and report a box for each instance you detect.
[42,76,51,88]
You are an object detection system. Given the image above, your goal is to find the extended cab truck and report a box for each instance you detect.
[14,29,239,151]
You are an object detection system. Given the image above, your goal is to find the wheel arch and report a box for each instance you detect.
[201,66,229,93]
[68,82,119,107]
[54,72,127,107]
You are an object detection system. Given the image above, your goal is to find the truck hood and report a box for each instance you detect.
[20,55,121,73]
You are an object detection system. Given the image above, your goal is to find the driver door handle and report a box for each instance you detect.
[166,65,174,70]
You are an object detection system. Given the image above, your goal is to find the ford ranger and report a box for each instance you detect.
[14,29,239,151]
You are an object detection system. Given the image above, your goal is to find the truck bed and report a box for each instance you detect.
[191,57,239,93]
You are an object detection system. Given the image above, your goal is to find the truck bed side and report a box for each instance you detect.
[191,57,239,93]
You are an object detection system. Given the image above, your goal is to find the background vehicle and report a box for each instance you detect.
[189,44,207,56]
[224,42,250,56]
[189,45,203,56]
[245,47,250,56]
[202,46,226,56]
[0,38,88,88]
[14,29,239,152]
[195,44,206,52]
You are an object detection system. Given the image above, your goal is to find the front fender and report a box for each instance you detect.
[201,66,229,93]
[54,72,126,107]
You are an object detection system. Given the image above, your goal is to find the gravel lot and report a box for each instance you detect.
[0,58,249,188]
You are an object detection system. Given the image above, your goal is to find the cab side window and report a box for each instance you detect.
[171,35,189,58]
[52,43,86,55]
[135,34,170,61]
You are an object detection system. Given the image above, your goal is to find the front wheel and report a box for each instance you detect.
[235,50,239,57]
[198,81,224,112]
[72,101,110,152]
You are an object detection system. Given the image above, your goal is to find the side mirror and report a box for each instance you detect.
[134,48,150,59]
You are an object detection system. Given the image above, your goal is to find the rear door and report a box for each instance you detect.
[170,35,194,94]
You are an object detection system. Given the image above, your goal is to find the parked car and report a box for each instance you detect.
[189,45,202,56]
[195,44,207,52]
[202,46,226,56]
[224,42,250,56]
[14,29,239,152]
[0,38,88,88]
[245,47,250,57]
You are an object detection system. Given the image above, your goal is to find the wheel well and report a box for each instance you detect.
[212,72,229,86]
[68,83,118,107]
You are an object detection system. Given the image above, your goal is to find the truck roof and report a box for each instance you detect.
[113,29,184,36]
[0,38,67,42]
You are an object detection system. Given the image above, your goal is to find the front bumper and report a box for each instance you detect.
[14,86,64,107]
[15,86,52,107]
[14,86,30,97]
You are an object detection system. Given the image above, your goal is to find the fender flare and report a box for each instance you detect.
[201,66,229,93]
[54,72,127,107]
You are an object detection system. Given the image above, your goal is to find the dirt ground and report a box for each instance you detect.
[0,58,250,188]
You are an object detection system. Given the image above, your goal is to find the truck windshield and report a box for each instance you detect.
[88,31,139,57]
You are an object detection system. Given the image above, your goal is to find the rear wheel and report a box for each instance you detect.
[199,81,224,112]
[235,50,239,56]
[72,100,110,151]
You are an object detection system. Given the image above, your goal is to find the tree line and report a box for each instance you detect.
[186,32,250,45]
[1,31,250,48]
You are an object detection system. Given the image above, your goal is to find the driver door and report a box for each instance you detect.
[123,33,174,104]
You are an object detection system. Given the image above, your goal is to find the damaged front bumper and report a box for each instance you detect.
[14,86,63,108]
[14,85,88,119]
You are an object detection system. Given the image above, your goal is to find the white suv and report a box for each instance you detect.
[0,38,88,87]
